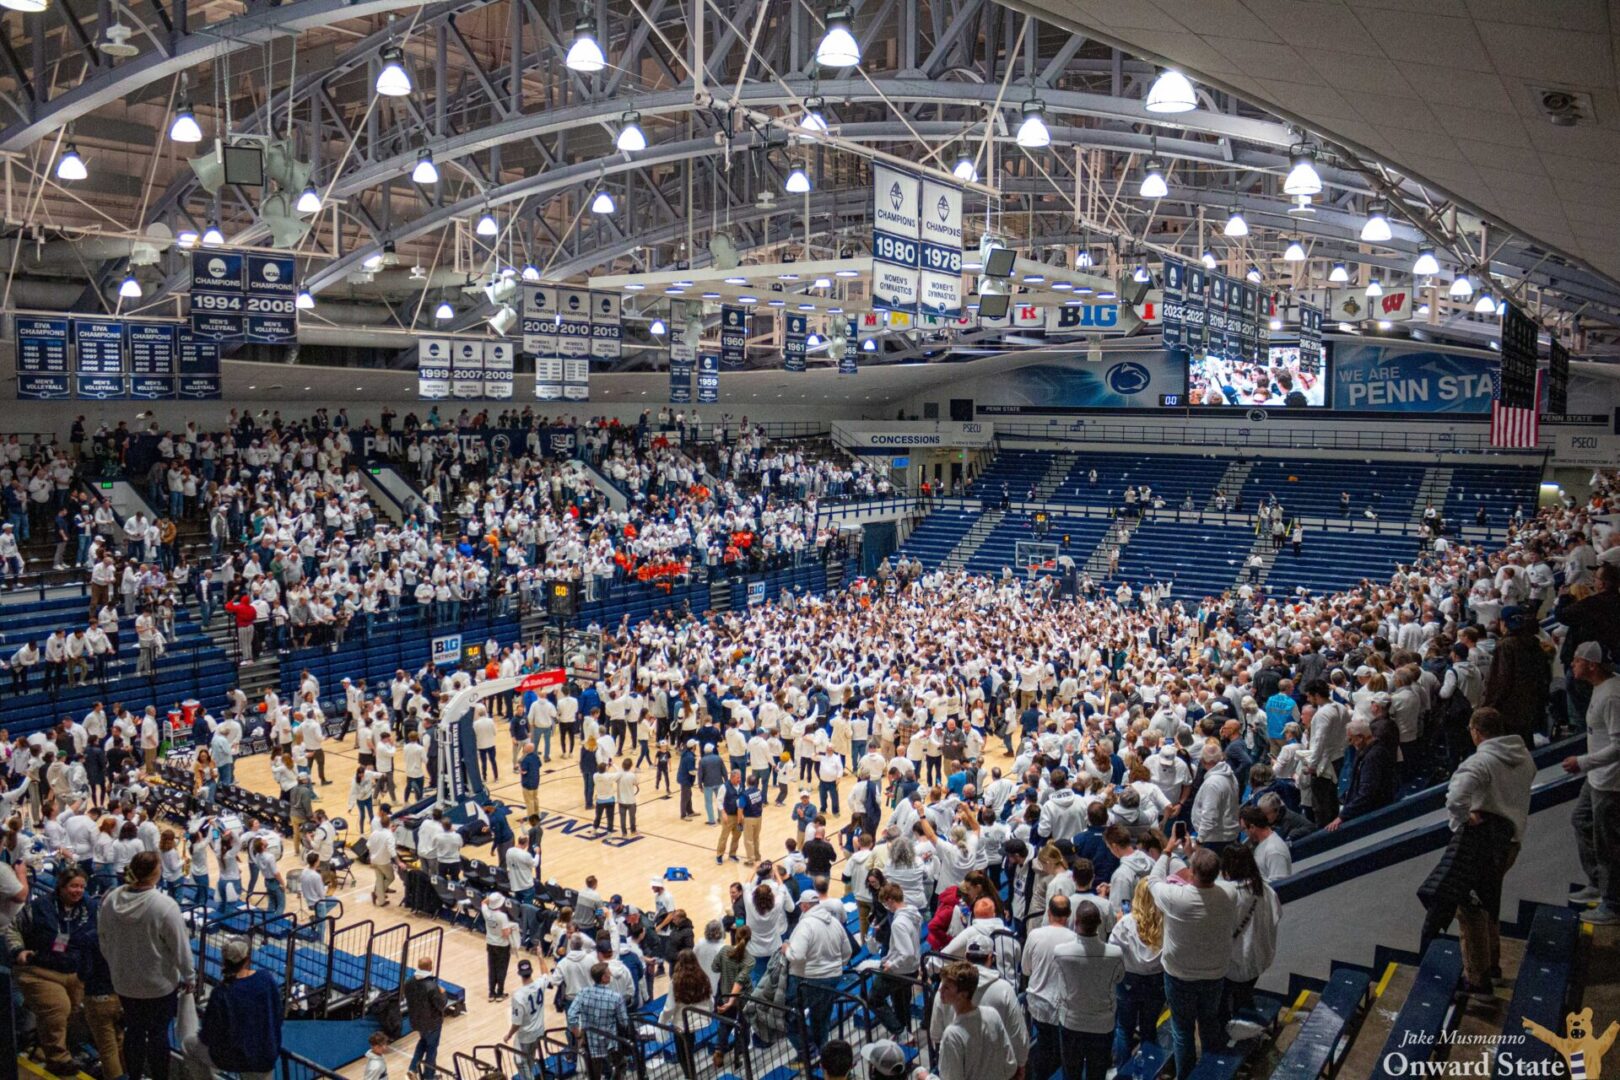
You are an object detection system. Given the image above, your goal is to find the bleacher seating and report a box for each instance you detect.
[892,508,978,565]
[1050,451,1232,509]
[1446,463,1542,529]
[1238,457,1429,519]
[1111,520,1255,600]
[961,512,1112,576]
[1265,531,1423,596]
[966,450,1058,500]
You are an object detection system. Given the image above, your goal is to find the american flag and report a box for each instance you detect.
[1489,368,1543,448]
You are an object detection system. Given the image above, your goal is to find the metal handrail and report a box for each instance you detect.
[990,418,1548,456]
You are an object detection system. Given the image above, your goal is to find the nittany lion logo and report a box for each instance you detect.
[1106,362,1151,395]
[207,258,228,278]
[889,182,903,210]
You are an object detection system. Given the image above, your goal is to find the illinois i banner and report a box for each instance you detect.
[418,338,451,399]
[917,177,963,318]
[784,313,808,372]
[590,292,621,360]
[720,306,747,370]
[872,164,920,314]
[484,342,514,400]
[452,340,484,399]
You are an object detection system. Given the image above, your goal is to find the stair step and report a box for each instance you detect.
[1337,963,1415,1079]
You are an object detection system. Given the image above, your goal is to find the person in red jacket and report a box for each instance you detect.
[223,593,257,664]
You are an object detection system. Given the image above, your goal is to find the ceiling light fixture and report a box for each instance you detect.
[785,162,812,194]
[0,0,49,13]
[435,300,454,320]
[1200,249,1217,270]
[476,210,498,236]
[177,229,198,249]
[55,144,87,182]
[202,223,224,246]
[1075,250,1093,269]
[1361,201,1392,243]
[591,190,616,214]
[1284,238,1305,262]
[1366,277,1383,297]
[521,265,541,282]
[411,149,439,185]
[1283,147,1322,196]
[1015,99,1050,149]
[1413,247,1439,276]
[1473,291,1496,315]
[1139,158,1168,199]
[1144,69,1197,114]
[815,7,860,67]
[1223,208,1248,237]
[295,185,322,213]
[649,317,666,335]
[1246,266,1262,284]
[118,274,141,299]
[1448,274,1474,299]
[375,46,413,97]
[1132,264,1151,283]
[616,112,646,152]
[801,97,829,134]
[953,151,978,183]
[1269,317,1283,331]
[566,15,606,72]
[169,97,203,144]
[1329,261,1349,283]
[296,287,315,310]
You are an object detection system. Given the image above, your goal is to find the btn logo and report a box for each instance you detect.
[1106,362,1151,395]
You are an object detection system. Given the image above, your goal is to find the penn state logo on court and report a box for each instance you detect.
[1106,362,1151,395]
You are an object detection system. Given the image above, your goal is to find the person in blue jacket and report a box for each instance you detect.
[676,740,698,820]
[197,938,284,1077]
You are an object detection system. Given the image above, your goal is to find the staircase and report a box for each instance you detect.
[942,509,1006,570]
[203,616,280,693]
[1232,530,1281,591]
[824,559,848,593]
[1032,452,1078,501]
[1410,465,1454,523]
[1083,516,1136,577]
[1206,458,1254,511]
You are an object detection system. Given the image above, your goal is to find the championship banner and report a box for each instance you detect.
[176,330,222,399]
[484,341,514,400]
[556,289,592,358]
[1207,274,1229,363]
[1161,257,1184,350]
[73,318,126,400]
[669,337,694,403]
[523,285,558,356]
[452,339,484,399]
[128,323,177,400]
[535,357,564,401]
[1185,265,1209,355]
[918,177,964,318]
[784,313,808,372]
[245,254,297,343]
[1298,304,1323,376]
[190,250,246,341]
[589,292,621,360]
[840,318,859,375]
[697,353,719,403]
[720,306,747,370]
[563,357,589,401]
[16,316,69,400]
[1011,301,1043,328]
[1253,286,1268,364]
[872,164,921,314]
[418,338,452,400]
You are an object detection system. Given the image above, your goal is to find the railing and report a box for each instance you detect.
[814,495,924,528]
[992,418,1546,456]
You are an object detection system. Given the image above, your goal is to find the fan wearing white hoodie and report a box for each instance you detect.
[1191,743,1240,846]
[1038,777,1086,843]
[784,889,853,1060]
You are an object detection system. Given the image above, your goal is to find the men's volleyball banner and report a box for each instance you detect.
[452,339,485,399]
[1162,258,1184,350]
[73,318,126,399]
[720,306,747,370]
[563,357,589,401]
[484,341,514,400]
[872,164,921,314]
[418,338,452,399]
[784,314,807,372]
[535,356,563,401]
[129,322,177,400]
[918,177,963,318]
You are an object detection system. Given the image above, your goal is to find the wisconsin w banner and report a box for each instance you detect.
[1490,368,1543,448]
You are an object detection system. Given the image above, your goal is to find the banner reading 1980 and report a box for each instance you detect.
[872,164,921,314]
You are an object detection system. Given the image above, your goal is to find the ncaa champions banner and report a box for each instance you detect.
[871,164,921,314]
[590,292,621,360]
[484,342,514,400]
[452,340,485,399]
[697,353,720,403]
[1333,343,1496,413]
[523,285,558,356]
[1161,258,1184,351]
[557,289,592,358]
[784,313,808,372]
[918,177,963,318]
[720,306,747,370]
[418,338,452,399]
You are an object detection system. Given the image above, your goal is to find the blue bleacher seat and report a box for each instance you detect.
[1498,904,1580,1077]
[1376,939,1463,1070]
[1271,968,1372,1080]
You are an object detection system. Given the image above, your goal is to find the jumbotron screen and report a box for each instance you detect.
[1188,344,1327,407]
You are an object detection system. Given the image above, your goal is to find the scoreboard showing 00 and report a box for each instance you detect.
[874,235,918,264]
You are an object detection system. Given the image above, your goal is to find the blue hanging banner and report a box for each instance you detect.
[784,313,807,372]
[190,251,247,341]
[697,353,719,403]
[73,318,126,399]
[839,317,858,375]
[245,254,298,343]
[720,306,747,370]
[16,316,70,399]
[1161,257,1184,352]
[177,330,222,398]
[128,322,177,400]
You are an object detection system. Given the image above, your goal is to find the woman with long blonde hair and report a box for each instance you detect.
[1107,878,1166,1067]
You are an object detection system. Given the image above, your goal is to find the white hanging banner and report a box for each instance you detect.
[563,357,590,401]
[484,341,514,400]
[590,291,622,359]
[871,164,920,314]
[418,338,452,400]
[1011,302,1044,328]
[918,178,964,319]
[523,285,558,356]
[557,289,592,358]
[535,356,564,401]
[452,339,485,398]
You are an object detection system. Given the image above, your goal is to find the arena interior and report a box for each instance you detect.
[0,1,1614,1079]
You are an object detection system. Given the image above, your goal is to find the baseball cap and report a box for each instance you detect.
[486,893,506,910]
[517,960,533,977]
[221,938,252,967]
[799,889,822,906]
[1576,641,1611,665]
[964,940,992,962]
[861,1040,908,1079]
[649,878,665,889]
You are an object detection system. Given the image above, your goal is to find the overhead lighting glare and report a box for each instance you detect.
[724,277,748,285]
[1075,250,1094,268]
[296,287,315,310]
[521,265,541,283]
[1448,274,1474,299]
[411,149,439,185]
[806,333,821,347]
[1329,262,1349,283]
[1361,202,1392,243]
[56,144,87,182]
[1139,158,1168,199]
[1200,250,1217,270]
[1015,99,1050,149]
[1246,266,1262,284]
[616,112,646,152]
[1132,264,1150,283]
[375,46,413,97]
[118,274,141,299]
[834,269,860,278]
[202,223,224,246]
[1144,69,1197,114]
[801,97,829,134]
[1474,292,1496,315]
[953,154,978,182]
[1366,277,1383,297]
[296,185,322,213]
[1413,247,1439,276]
[1223,209,1248,237]
[169,100,203,144]
[590,190,616,214]
[1283,148,1322,196]
[649,318,666,335]
[1269,317,1283,331]
[815,8,860,67]
[566,16,606,73]
[785,163,812,194]
[177,230,198,249]
[1284,239,1305,262]
[476,211,498,236]
[435,300,454,320]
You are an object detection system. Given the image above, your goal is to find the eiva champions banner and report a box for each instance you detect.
[1332,343,1496,414]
